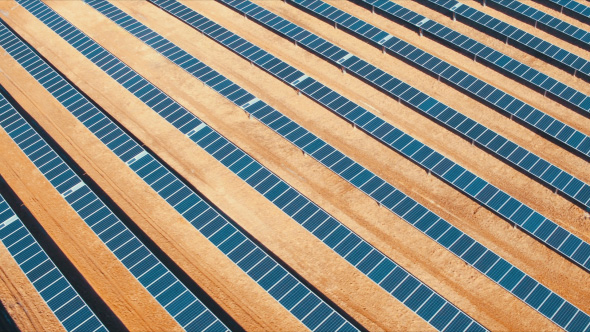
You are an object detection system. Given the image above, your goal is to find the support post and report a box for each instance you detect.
[506,37,509,44]
[353,123,356,129]
[397,97,401,103]
[372,5,375,14]
[248,113,252,119]
[303,150,307,156]
[471,139,474,146]
[335,22,338,29]
[534,21,537,29]
[483,0,486,6]
[250,60,253,66]
[294,40,298,47]
[419,28,423,37]
[561,6,563,13]
[574,69,577,77]
[473,55,477,62]
[427,169,431,176]
[544,90,547,97]
[452,12,456,21]
[510,114,513,120]
[297,89,301,96]
[382,46,386,54]
[341,66,346,74]
[438,74,441,81]
[244,13,247,19]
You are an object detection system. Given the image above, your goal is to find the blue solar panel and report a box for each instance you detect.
[207,0,590,250]
[0,74,230,332]
[23,0,485,330]
[0,191,106,332]
[423,0,590,79]
[157,0,590,274]
[287,0,590,160]
[354,0,590,116]
[544,0,590,22]
[485,0,590,49]
[0,16,357,332]
[296,0,590,209]
[80,0,590,330]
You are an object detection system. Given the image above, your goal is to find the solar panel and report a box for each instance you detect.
[0,16,355,332]
[424,0,590,79]
[294,0,590,156]
[217,0,590,210]
[48,0,590,329]
[148,0,590,274]
[354,0,590,116]
[485,0,590,49]
[16,0,488,330]
[0,188,107,332]
[544,0,590,21]
[0,80,230,332]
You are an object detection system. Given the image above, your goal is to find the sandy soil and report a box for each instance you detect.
[42,0,583,329]
[0,0,587,330]
[0,129,181,331]
[0,11,308,332]
[0,239,64,332]
[148,0,590,315]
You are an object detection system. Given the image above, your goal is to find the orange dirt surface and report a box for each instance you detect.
[0,85,183,332]
[0,239,64,332]
[0,0,588,330]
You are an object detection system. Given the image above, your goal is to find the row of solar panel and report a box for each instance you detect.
[290,0,590,206]
[1,10,351,332]
[0,186,106,332]
[0,43,232,332]
[87,0,590,330]
[356,0,590,116]
[156,0,590,274]
[485,0,590,48]
[291,0,590,163]
[222,0,590,211]
[38,0,487,329]
[426,0,590,79]
[546,0,590,20]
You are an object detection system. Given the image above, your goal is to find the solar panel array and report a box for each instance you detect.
[0,11,355,332]
[424,0,590,80]
[148,0,590,274]
[0,31,233,332]
[289,0,590,161]
[65,0,590,330]
[355,0,590,115]
[19,1,487,330]
[546,0,590,20]
[215,0,590,211]
[0,182,106,332]
[486,0,590,48]
[0,0,586,329]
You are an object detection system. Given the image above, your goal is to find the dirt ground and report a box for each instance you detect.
[0,0,588,330]
[0,240,64,332]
